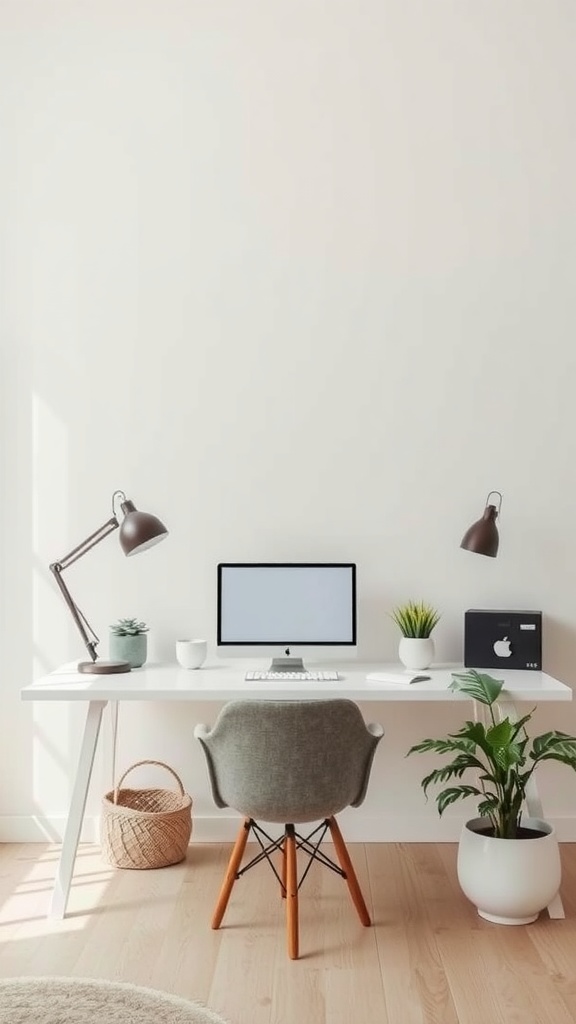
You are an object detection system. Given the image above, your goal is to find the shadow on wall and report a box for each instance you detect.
[542,616,576,687]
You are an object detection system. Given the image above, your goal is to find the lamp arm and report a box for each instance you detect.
[53,516,119,571]
[49,515,120,663]
[50,564,100,662]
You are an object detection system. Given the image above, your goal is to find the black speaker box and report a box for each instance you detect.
[464,609,542,671]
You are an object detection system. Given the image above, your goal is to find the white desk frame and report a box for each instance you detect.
[21,661,572,920]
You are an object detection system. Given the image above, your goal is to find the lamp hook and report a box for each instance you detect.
[111,490,127,516]
[485,491,503,515]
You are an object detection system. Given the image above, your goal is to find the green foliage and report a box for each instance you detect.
[390,600,441,638]
[407,669,576,838]
[110,617,149,636]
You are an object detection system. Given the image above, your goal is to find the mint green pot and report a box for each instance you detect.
[109,632,147,668]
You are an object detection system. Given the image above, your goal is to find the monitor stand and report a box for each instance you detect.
[268,656,306,672]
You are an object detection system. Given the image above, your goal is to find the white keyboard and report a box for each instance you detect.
[244,670,340,681]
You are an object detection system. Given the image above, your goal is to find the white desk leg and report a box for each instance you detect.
[499,699,565,920]
[108,701,119,790]
[50,699,107,920]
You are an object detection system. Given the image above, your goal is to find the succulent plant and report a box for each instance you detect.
[390,601,441,638]
[110,617,149,637]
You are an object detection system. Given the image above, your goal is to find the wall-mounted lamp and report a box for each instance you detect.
[50,490,168,674]
[460,491,502,558]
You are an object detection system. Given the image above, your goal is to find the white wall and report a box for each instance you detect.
[2,0,576,843]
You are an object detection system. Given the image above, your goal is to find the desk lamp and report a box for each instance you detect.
[50,489,168,674]
[460,490,502,558]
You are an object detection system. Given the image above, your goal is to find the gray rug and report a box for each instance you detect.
[0,977,231,1024]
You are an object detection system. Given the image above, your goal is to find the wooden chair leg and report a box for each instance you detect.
[285,825,299,959]
[211,818,251,929]
[327,816,371,926]
[281,834,287,899]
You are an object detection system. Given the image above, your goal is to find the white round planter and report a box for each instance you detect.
[457,816,561,925]
[398,637,434,670]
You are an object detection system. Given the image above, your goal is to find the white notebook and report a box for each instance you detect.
[366,671,431,686]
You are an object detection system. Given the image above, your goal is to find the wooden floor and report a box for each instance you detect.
[2,839,576,1023]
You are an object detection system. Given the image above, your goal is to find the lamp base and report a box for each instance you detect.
[78,659,132,675]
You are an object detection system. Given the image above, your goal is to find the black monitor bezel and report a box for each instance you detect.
[217,562,357,647]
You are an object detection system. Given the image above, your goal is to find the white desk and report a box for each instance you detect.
[21,660,572,920]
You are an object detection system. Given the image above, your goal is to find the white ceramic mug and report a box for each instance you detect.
[176,639,207,670]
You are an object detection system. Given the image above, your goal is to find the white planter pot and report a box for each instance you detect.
[457,816,561,925]
[398,637,434,670]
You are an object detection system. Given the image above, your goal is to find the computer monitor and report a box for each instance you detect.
[217,562,357,671]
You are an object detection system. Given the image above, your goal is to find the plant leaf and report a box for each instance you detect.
[531,732,576,761]
[449,670,504,706]
[408,736,477,756]
[390,600,440,638]
[437,786,482,815]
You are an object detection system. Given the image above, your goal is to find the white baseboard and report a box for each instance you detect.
[3,813,576,844]
[0,815,101,843]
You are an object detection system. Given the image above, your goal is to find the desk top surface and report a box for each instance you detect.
[21,660,573,702]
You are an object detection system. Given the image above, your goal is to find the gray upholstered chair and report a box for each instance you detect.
[194,698,384,959]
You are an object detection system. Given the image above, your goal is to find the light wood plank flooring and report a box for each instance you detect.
[2,840,576,1024]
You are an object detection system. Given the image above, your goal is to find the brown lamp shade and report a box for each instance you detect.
[460,492,502,558]
[118,498,168,556]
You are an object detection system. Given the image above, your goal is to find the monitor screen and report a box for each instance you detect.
[217,563,356,648]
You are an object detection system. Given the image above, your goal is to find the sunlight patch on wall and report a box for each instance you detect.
[32,391,70,675]
[32,392,77,815]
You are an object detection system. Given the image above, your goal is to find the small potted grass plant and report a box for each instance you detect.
[390,600,440,669]
[109,617,149,668]
[407,669,576,924]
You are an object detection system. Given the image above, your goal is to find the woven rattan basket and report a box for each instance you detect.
[101,760,192,869]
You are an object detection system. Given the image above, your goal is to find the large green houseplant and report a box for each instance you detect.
[407,668,576,838]
[407,668,576,924]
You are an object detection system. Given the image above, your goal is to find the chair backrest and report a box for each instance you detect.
[195,699,383,824]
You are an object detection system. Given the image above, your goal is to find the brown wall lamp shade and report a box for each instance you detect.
[49,489,168,674]
[460,491,502,558]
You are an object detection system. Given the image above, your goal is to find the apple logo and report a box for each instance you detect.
[493,636,512,658]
